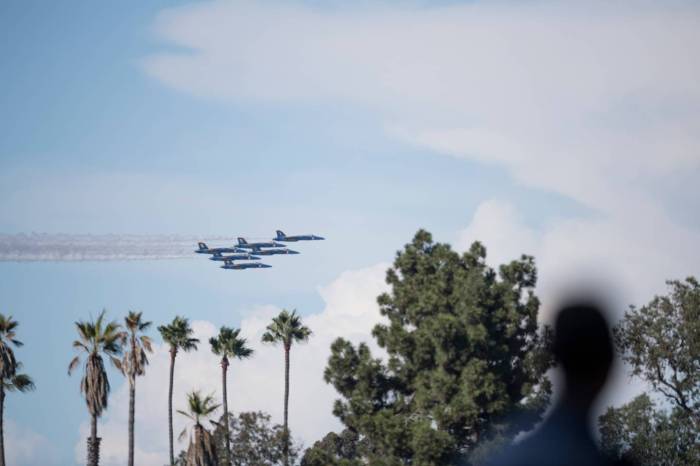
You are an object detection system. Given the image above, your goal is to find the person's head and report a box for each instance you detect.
[552,301,614,408]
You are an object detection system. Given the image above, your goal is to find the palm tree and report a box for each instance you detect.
[0,314,34,466]
[209,327,253,465]
[68,310,124,466]
[0,314,21,383]
[177,391,219,466]
[1,363,35,466]
[261,309,311,466]
[119,311,153,466]
[158,317,199,466]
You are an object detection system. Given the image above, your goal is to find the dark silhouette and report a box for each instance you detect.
[486,301,635,466]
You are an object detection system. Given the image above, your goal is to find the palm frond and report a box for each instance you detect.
[261,308,312,348]
[177,409,195,420]
[121,311,153,380]
[159,316,200,353]
[5,373,35,392]
[70,311,123,417]
[68,355,82,375]
[8,338,23,347]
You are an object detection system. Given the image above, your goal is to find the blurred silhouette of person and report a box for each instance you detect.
[484,301,636,466]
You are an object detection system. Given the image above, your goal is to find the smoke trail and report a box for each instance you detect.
[0,233,235,261]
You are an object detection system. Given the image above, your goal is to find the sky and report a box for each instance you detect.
[1,1,700,465]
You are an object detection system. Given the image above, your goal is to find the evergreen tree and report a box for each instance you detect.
[306,230,552,465]
[301,430,362,466]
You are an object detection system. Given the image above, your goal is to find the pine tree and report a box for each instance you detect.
[306,230,552,465]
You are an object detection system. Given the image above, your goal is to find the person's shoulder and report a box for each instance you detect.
[608,458,639,466]
[480,435,545,466]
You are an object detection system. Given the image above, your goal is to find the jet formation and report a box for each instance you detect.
[195,230,324,271]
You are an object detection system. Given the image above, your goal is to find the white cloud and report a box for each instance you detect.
[456,200,539,268]
[457,199,700,320]
[144,0,700,304]
[144,1,700,213]
[5,419,58,466]
[455,199,677,422]
[77,263,389,466]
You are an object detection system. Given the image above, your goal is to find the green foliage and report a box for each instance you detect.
[208,411,302,466]
[262,308,312,466]
[261,309,312,350]
[121,311,153,380]
[600,277,700,464]
[68,310,124,417]
[599,394,700,466]
[2,362,35,393]
[310,230,552,465]
[614,277,700,424]
[0,314,23,380]
[159,315,199,466]
[301,430,362,466]
[158,316,200,355]
[210,326,253,362]
[178,391,220,434]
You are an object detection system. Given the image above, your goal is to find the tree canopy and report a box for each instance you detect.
[600,277,700,465]
[600,393,699,466]
[305,230,552,465]
[158,316,199,356]
[208,411,301,466]
[261,309,312,350]
[614,277,700,426]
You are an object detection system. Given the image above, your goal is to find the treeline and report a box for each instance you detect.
[301,231,699,465]
[0,308,310,466]
[1,230,698,466]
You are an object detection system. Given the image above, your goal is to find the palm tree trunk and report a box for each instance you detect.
[128,377,135,466]
[168,348,176,466]
[0,386,5,466]
[88,413,100,466]
[283,345,290,466]
[221,357,231,466]
[128,334,137,466]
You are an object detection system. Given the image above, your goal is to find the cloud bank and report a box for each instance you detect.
[5,419,58,466]
[143,0,700,308]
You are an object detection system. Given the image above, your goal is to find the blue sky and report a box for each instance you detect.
[2,1,700,465]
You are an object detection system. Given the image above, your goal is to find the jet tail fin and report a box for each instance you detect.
[237,237,248,245]
[198,242,207,250]
[276,230,286,239]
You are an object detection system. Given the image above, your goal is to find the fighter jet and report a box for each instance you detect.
[208,251,261,261]
[195,242,245,254]
[274,230,325,242]
[237,237,285,250]
[221,260,272,270]
[250,248,300,256]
